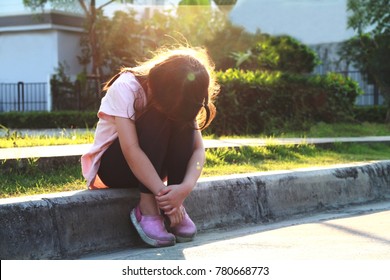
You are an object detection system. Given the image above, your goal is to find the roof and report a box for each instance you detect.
[0,11,85,33]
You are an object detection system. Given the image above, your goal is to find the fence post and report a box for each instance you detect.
[47,75,52,112]
[373,84,379,106]
[17,81,24,112]
[75,80,81,111]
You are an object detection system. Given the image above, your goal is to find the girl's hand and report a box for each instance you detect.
[155,184,189,215]
[165,205,185,226]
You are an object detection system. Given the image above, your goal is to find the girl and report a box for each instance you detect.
[81,46,219,247]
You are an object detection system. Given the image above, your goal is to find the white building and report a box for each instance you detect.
[0,11,85,84]
[0,1,86,111]
[0,0,181,111]
[230,0,355,45]
[0,0,172,85]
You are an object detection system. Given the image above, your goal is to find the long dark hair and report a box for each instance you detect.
[103,47,219,130]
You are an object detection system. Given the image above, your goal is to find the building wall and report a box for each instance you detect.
[229,0,355,45]
[0,12,84,83]
[1,30,56,83]
[0,11,85,111]
[56,30,85,79]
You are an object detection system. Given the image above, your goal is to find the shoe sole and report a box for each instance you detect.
[130,209,176,248]
[175,234,196,243]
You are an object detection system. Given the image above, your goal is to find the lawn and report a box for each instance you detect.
[1,122,390,198]
[1,142,390,198]
[1,122,390,148]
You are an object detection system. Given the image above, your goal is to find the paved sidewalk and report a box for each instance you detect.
[1,136,390,160]
[83,200,390,260]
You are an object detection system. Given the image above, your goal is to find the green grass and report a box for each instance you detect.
[1,122,390,148]
[203,143,390,176]
[1,142,390,198]
[209,122,390,139]
[302,122,390,138]
[1,122,390,198]
[0,129,95,148]
[1,164,86,198]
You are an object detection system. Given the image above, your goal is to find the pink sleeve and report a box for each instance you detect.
[98,73,144,120]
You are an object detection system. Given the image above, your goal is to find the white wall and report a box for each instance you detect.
[0,29,82,83]
[0,30,58,83]
[0,24,83,84]
[229,0,356,45]
[57,30,85,79]
[0,25,83,112]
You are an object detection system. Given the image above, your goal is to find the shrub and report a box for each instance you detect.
[229,35,320,73]
[353,106,387,123]
[0,111,98,129]
[206,69,362,135]
[251,35,320,73]
[0,71,362,134]
[50,63,102,111]
[204,21,265,70]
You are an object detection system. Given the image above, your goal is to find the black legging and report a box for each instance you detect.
[97,108,195,193]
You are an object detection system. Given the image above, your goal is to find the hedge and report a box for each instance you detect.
[207,69,362,135]
[353,106,387,123]
[0,111,98,129]
[0,70,367,134]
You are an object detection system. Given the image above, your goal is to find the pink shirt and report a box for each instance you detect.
[81,72,146,189]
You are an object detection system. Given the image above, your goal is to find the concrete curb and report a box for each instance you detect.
[1,160,390,259]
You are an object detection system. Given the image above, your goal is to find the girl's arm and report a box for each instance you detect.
[115,116,166,195]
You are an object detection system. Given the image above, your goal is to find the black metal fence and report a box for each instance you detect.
[0,71,385,112]
[51,78,102,111]
[0,79,102,112]
[0,82,47,112]
[337,71,384,106]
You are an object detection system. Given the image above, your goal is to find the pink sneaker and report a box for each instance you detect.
[130,205,175,247]
[169,207,197,243]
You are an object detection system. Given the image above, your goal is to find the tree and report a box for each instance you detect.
[346,0,390,35]
[251,35,319,73]
[340,0,390,121]
[24,0,237,85]
[226,35,319,73]
[204,22,265,70]
[23,0,134,90]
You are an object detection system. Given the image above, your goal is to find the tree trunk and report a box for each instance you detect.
[386,104,390,123]
[89,0,102,91]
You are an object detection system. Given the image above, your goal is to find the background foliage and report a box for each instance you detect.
[340,0,390,121]
[18,0,386,134]
[2,70,364,135]
[209,70,362,135]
